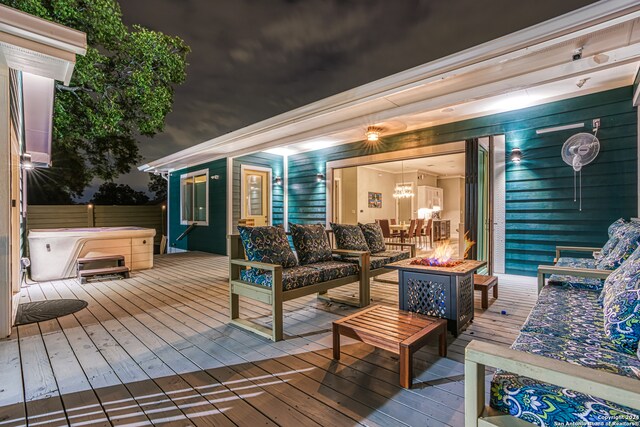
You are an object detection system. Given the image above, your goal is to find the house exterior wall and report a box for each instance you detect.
[287,86,638,276]
[168,158,227,255]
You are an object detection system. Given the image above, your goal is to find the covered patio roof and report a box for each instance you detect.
[140,0,640,173]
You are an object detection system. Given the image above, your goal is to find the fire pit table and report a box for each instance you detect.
[386,258,486,336]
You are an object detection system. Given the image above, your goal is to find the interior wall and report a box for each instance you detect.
[437,176,464,238]
[417,171,438,186]
[341,167,357,224]
[356,167,396,224]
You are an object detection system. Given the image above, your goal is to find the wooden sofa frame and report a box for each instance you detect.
[228,234,371,341]
[465,246,640,426]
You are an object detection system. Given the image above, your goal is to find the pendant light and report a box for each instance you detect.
[393,161,414,199]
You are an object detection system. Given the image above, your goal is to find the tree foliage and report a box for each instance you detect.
[148,174,167,203]
[91,182,149,205]
[2,0,189,200]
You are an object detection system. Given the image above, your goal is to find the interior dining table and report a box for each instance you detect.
[389,223,410,243]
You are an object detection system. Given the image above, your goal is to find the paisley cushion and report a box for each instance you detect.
[490,329,640,426]
[596,225,640,270]
[238,225,298,268]
[609,218,627,236]
[289,223,332,265]
[604,289,640,355]
[522,286,620,352]
[491,373,640,427]
[330,223,370,251]
[358,223,386,253]
[555,257,597,269]
[240,266,321,290]
[548,257,603,291]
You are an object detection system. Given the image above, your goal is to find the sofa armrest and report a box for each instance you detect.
[537,265,611,294]
[555,245,602,260]
[331,249,369,256]
[230,258,282,272]
[385,242,417,257]
[464,340,640,427]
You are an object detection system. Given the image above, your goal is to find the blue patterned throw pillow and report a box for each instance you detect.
[289,223,332,265]
[608,218,627,238]
[238,225,298,267]
[604,289,640,355]
[597,226,640,270]
[358,223,386,254]
[330,223,370,252]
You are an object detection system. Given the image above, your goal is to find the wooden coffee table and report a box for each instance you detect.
[332,304,447,388]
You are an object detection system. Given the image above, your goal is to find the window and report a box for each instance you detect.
[180,169,208,225]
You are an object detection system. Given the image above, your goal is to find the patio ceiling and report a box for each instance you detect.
[140,0,640,173]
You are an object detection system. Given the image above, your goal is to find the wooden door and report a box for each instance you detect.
[242,168,270,226]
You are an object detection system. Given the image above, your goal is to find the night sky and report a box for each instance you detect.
[113,0,597,194]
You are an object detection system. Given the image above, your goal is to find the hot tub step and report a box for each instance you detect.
[78,266,130,283]
[78,255,125,267]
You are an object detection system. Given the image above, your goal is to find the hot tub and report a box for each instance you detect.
[28,227,156,281]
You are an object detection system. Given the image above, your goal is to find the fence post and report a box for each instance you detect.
[87,204,94,227]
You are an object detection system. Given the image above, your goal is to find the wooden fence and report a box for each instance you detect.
[27,205,166,244]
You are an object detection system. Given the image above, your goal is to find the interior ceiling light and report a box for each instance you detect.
[366,126,383,142]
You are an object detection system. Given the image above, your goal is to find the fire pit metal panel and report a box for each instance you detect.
[401,272,450,318]
[390,259,486,336]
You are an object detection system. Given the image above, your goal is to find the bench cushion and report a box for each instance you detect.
[491,329,640,427]
[371,250,411,264]
[491,372,640,427]
[548,257,605,291]
[338,250,410,270]
[331,223,370,251]
[238,225,298,268]
[289,223,332,265]
[305,261,359,282]
[240,266,321,290]
[359,222,386,253]
[522,285,620,352]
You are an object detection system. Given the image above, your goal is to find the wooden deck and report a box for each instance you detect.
[0,252,537,427]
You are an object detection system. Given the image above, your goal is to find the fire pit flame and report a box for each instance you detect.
[409,233,476,268]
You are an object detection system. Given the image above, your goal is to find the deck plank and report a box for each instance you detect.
[0,252,537,427]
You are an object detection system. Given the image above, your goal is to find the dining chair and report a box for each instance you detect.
[423,219,433,248]
[406,219,417,243]
[390,218,397,225]
[415,219,424,245]
[379,219,399,242]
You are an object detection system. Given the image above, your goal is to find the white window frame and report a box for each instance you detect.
[180,168,209,225]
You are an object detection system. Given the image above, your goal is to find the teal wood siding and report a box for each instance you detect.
[168,159,227,255]
[288,86,638,276]
[232,153,284,228]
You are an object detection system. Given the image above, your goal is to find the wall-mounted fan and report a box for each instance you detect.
[561,122,600,211]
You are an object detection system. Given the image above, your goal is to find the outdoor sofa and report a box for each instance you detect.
[229,222,413,341]
[465,218,640,426]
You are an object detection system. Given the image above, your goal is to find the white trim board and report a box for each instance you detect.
[239,164,273,226]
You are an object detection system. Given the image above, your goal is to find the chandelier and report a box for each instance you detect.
[393,161,414,199]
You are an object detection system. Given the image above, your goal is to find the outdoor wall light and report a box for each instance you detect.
[510,148,522,164]
[365,126,383,142]
[274,176,283,185]
[211,174,220,180]
[316,173,325,182]
[21,153,33,170]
